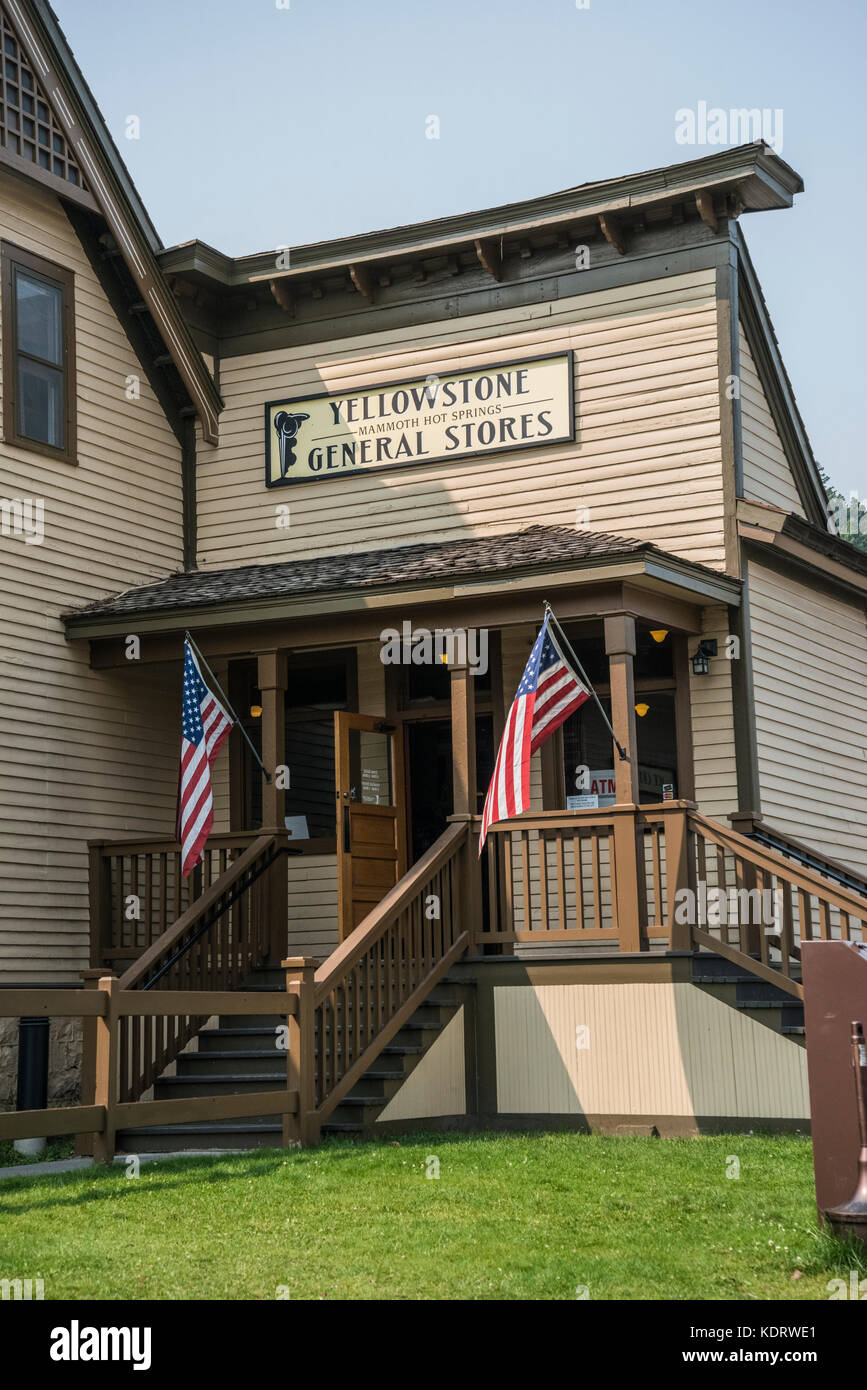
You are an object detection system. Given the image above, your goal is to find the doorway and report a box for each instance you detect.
[405,715,495,863]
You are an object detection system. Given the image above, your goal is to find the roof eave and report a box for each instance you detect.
[64,548,741,642]
[158,143,803,289]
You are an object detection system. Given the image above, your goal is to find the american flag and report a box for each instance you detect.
[479,613,590,853]
[177,640,233,878]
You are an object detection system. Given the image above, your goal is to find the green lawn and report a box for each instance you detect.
[1,1132,862,1300]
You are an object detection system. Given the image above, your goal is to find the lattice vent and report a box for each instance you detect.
[0,7,87,190]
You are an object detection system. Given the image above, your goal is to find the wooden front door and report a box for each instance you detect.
[335,712,406,940]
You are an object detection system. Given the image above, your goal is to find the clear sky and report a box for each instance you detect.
[53,0,866,495]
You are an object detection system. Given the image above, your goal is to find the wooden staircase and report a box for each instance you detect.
[118,967,461,1151]
[75,801,867,1156]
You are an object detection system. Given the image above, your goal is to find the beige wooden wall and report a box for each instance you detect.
[0,172,184,980]
[748,561,867,874]
[367,981,807,1126]
[197,269,726,573]
[494,982,808,1122]
[739,325,805,517]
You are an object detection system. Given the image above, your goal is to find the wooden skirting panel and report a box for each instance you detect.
[374,974,808,1130]
[495,981,807,1122]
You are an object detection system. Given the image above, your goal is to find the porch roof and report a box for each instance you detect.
[64,524,740,642]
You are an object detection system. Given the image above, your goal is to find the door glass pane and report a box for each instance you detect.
[18,357,63,446]
[348,728,392,805]
[16,270,62,363]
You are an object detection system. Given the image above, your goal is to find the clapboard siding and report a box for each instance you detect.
[197,270,726,572]
[0,173,183,980]
[739,324,805,517]
[286,854,339,961]
[748,562,867,873]
[689,605,739,820]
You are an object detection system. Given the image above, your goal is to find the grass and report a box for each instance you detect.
[1,1131,863,1300]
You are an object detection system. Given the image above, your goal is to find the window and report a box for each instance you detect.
[229,650,357,836]
[558,622,680,806]
[1,242,75,462]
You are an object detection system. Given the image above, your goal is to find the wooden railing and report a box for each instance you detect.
[478,802,686,951]
[110,834,288,1105]
[0,981,299,1161]
[687,811,867,999]
[475,801,867,1002]
[729,812,867,900]
[289,818,472,1141]
[88,830,271,971]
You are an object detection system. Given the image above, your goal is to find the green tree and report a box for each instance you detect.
[818,464,867,554]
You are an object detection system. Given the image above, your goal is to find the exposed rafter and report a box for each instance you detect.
[349,262,376,303]
[695,189,718,234]
[269,277,296,316]
[474,236,502,281]
[598,212,626,255]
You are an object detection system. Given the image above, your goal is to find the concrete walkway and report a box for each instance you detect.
[0,1150,242,1180]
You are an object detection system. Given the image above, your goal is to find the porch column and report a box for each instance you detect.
[258,649,288,963]
[604,614,646,952]
[603,614,640,804]
[257,649,287,829]
[449,648,477,817]
[449,644,482,950]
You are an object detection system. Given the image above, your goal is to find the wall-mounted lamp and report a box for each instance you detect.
[649,629,669,644]
[635,702,650,718]
[691,639,718,677]
[249,704,263,718]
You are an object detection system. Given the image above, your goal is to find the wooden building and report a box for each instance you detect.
[2,0,867,1148]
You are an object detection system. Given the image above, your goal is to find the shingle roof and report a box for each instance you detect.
[67,524,661,621]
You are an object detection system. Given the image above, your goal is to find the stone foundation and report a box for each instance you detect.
[0,1015,82,1109]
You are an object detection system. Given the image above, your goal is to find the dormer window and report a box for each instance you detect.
[1,242,76,463]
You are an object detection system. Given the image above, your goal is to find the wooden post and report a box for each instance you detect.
[611,808,645,953]
[87,842,111,968]
[449,649,477,817]
[450,651,482,949]
[661,804,693,951]
[92,976,118,1165]
[257,649,287,830]
[604,617,646,952]
[604,614,640,804]
[258,650,288,961]
[283,956,319,1146]
[727,813,761,952]
[76,968,114,1157]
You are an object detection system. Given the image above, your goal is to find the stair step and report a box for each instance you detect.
[117,1124,283,1152]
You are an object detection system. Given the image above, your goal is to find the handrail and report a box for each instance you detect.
[109,833,290,1108]
[88,830,264,854]
[303,819,472,1132]
[730,814,867,900]
[119,834,278,990]
[314,818,467,1002]
[689,811,867,922]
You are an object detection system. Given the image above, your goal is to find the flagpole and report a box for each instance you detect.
[184,630,272,783]
[542,602,629,762]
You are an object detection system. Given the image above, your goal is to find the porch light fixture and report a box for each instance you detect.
[649,629,668,643]
[691,639,718,677]
[635,702,650,718]
[249,704,263,718]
